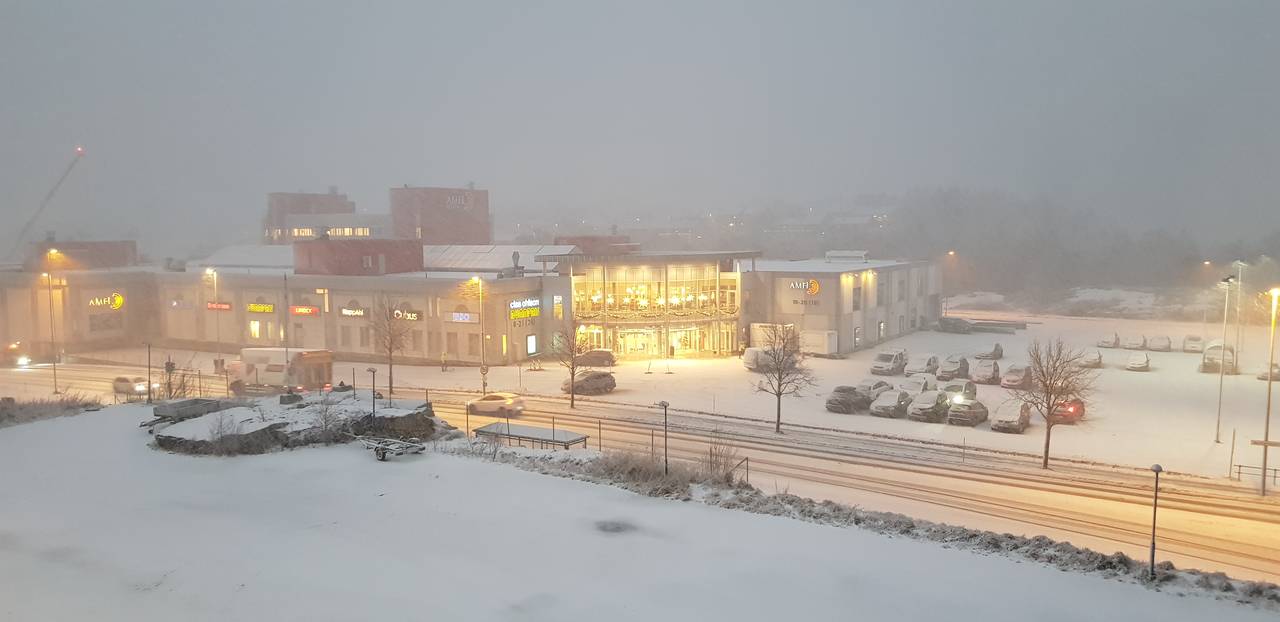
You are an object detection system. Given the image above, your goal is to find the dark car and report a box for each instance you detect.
[937,317,973,334]
[561,370,617,395]
[936,355,969,381]
[2,341,31,368]
[825,386,870,414]
[991,402,1032,433]
[577,349,617,367]
[947,398,989,426]
[1050,398,1086,424]
[906,390,951,423]
[869,390,912,418]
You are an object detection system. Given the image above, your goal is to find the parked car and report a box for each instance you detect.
[905,354,940,376]
[1077,350,1103,369]
[940,379,977,402]
[937,317,973,334]
[870,348,908,375]
[991,402,1033,434]
[1148,336,1172,352]
[561,370,617,395]
[936,355,969,380]
[1182,335,1204,353]
[1257,364,1280,381]
[577,349,617,367]
[853,378,894,401]
[1000,364,1033,389]
[1199,340,1237,374]
[1097,333,1120,348]
[971,359,1001,384]
[742,347,764,371]
[897,374,938,394]
[907,390,951,423]
[825,386,870,414]
[947,398,989,426]
[869,390,912,418]
[112,376,149,396]
[974,343,1003,360]
[1126,352,1150,371]
[466,392,526,416]
[1050,398,1086,424]
[1122,335,1147,350]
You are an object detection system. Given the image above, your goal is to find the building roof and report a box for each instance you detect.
[423,245,575,272]
[193,245,295,271]
[744,258,923,274]
[534,249,762,264]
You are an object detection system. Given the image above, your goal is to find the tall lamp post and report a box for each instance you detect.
[205,268,222,373]
[1234,260,1247,363]
[1263,288,1278,496]
[471,276,488,394]
[657,400,670,475]
[367,367,378,415]
[40,270,59,394]
[1149,463,1163,581]
[1215,275,1235,443]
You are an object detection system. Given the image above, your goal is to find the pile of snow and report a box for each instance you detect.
[0,409,1274,620]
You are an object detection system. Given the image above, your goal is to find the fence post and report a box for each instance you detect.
[551,416,557,451]
[745,457,749,485]
[650,429,655,458]
[598,420,602,450]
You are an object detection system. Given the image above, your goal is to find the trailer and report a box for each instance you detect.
[356,436,426,461]
[139,398,232,433]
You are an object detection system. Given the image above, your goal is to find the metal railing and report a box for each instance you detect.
[1233,464,1280,485]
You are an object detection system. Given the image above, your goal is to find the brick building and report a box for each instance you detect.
[390,186,491,245]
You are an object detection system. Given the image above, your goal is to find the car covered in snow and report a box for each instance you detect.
[1097,333,1120,348]
[1122,335,1147,350]
[1126,352,1150,371]
[936,355,969,380]
[905,354,940,376]
[1199,340,1237,374]
[870,348,908,376]
[869,390,912,418]
[1182,335,1204,353]
[1000,364,1033,389]
[561,370,617,395]
[897,374,938,395]
[940,379,977,402]
[577,349,617,367]
[1077,350,1103,369]
[1148,336,1172,352]
[1258,364,1280,381]
[937,317,973,334]
[1050,398,1086,424]
[742,347,764,371]
[825,386,870,414]
[466,392,526,416]
[946,397,989,426]
[991,402,1033,433]
[973,343,1003,360]
[971,359,1001,384]
[853,378,894,401]
[906,390,951,423]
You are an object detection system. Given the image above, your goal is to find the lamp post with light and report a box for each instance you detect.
[1149,464,1163,581]
[471,276,488,394]
[1263,288,1278,496]
[1215,275,1235,443]
[40,270,59,394]
[205,268,222,374]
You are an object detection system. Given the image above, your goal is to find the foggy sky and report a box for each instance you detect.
[2,0,1278,258]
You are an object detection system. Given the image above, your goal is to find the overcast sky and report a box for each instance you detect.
[2,0,1278,258]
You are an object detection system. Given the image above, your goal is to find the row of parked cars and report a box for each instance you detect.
[1097,333,1202,353]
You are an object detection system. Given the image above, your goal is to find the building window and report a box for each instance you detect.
[851,286,861,311]
[877,321,886,340]
[359,326,370,348]
[876,281,887,307]
[249,320,261,339]
[291,227,315,238]
[467,333,480,356]
[897,279,906,301]
[415,227,423,239]
[340,326,351,347]
[853,326,862,349]
[361,255,373,269]
[526,334,538,355]
[355,227,370,237]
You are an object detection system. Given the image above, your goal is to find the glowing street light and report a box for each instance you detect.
[1203,260,1212,266]
[1263,287,1279,496]
[470,276,487,394]
[1215,275,1235,443]
[947,250,956,256]
[40,271,59,394]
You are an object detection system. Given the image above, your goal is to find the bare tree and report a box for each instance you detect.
[366,294,413,395]
[552,319,595,409]
[1008,338,1098,469]
[752,324,817,433]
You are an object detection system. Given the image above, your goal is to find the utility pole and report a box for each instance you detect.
[658,400,670,475]
[42,270,59,394]
[1234,261,1246,364]
[1149,464,1163,581]
[1216,276,1234,443]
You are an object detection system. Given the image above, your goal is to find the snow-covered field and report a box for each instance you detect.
[73,312,1279,478]
[0,408,1272,621]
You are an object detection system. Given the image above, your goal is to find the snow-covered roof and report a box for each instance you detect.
[193,245,295,271]
[744,258,922,274]
[422,245,576,272]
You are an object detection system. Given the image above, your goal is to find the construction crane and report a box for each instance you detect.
[9,145,85,259]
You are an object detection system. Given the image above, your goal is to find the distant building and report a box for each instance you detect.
[281,213,392,244]
[293,239,423,276]
[263,188,356,244]
[390,185,491,245]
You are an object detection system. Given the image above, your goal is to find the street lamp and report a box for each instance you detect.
[1149,464,1163,581]
[1263,288,1279,496]
[471,276,488,394]
[205,268,222,375]
[657,400,670,474]
[367,367,378,414]
[1215,275,1235,443]
[40,271,59,394]
[1233,261,1247,363]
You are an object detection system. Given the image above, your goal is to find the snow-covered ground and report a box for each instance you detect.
[67,312,1280,479]
[0,408,1272,621]
[950,287,1218,319]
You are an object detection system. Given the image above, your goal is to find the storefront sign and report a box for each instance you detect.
[207,301,232,311]
[789,278,821,296]
[88,292,125,311]
[508,298,541,321]
[339,307,366,317]
[291,305,320,316]
[451,312,477,323]
[393,308,422,321]
[247,302,275,313]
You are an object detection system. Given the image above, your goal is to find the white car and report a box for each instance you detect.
[1182,335,1204,353]
[1126,352,1150,372]
[897,374,938,394]
[1122,335,1147,350]
[112,376,153,396]
[853,378,895,401]
[1148,336,1172,352]
[466,392,526,416]
[870,349,908,375]
[1077,350,1103,369]
[1097,333,1120,348]
[905,354,940,376]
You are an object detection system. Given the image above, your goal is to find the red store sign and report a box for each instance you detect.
[290,305,320,316]
[207,301,232,311]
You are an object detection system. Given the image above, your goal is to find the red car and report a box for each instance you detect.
[1050,398,1085,424]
